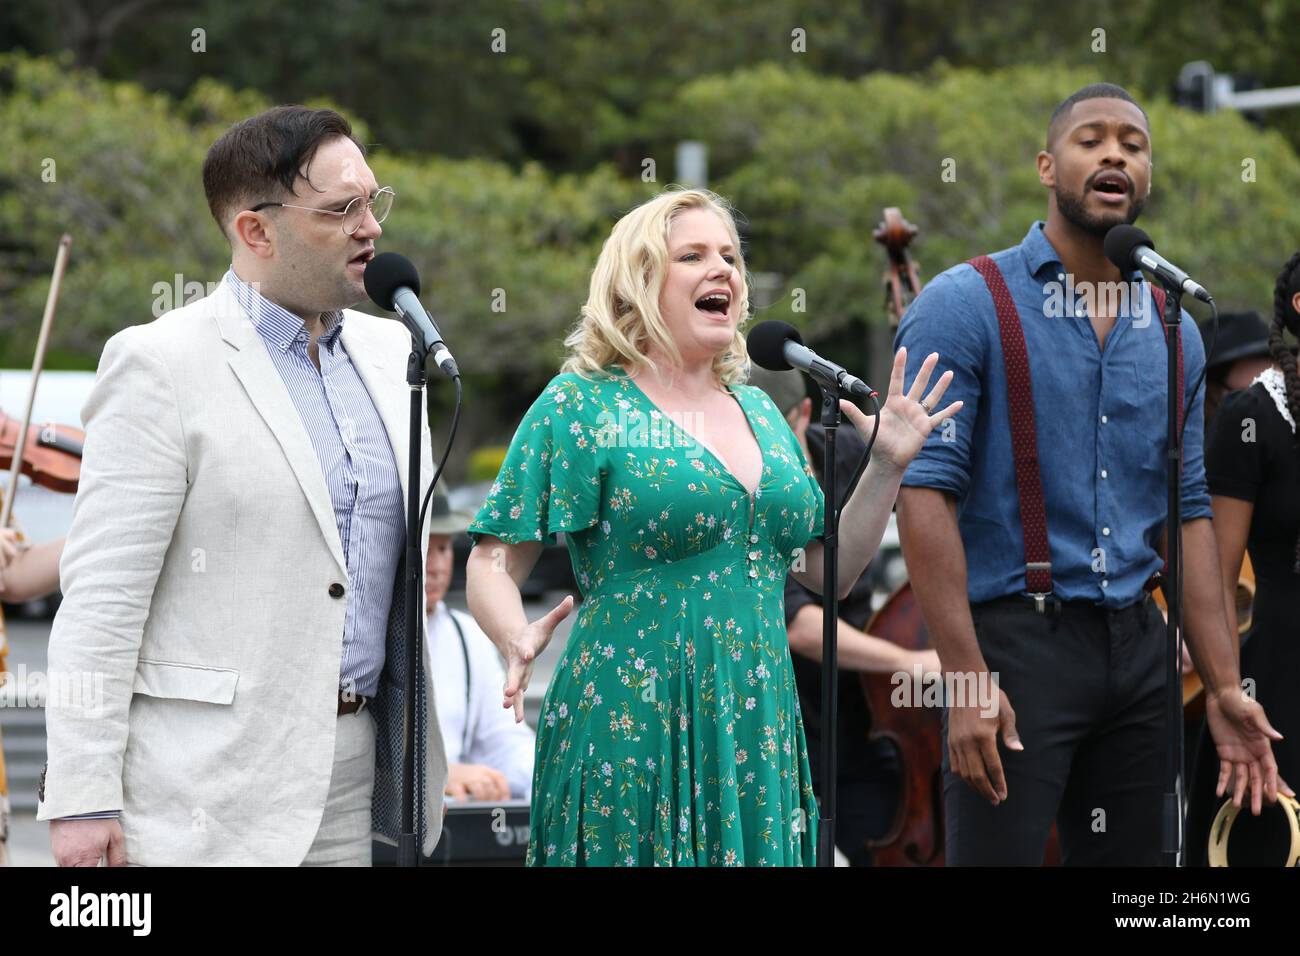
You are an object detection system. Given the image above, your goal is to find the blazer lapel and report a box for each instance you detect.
[341,319,432,514]
[212,283,348,575]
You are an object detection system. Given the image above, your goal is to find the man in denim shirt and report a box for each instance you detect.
[895,83,1288,865]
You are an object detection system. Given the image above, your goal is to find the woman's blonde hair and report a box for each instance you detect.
[562,187,751,385]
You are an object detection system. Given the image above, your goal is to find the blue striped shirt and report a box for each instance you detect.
[227,268,405,698]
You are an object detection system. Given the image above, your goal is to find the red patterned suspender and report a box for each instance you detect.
[967,256,1054,602]
[966,258,1185,603]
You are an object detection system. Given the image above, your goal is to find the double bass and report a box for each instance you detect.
[859,208,948,865]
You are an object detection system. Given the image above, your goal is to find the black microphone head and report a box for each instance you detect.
[747,320,803,371]
[364,251,420,311]
[1103,224,1154,273]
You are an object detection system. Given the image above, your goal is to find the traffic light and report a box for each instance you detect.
[1175,60,1219,113]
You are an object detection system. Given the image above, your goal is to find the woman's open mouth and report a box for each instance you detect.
[694,291,731,319]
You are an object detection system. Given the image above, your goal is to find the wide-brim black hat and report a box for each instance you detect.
[1199,311,1274,371]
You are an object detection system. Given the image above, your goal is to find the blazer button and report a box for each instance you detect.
[329,583,345,599]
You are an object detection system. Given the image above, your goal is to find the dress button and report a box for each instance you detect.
[748,551,759,560]
[329,582,345,598]
[749,534,759,544]
[748,567,758,578]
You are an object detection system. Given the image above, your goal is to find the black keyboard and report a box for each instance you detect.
[372,800,531,866]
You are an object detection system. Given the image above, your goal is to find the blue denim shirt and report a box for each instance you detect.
[894,221,1211,608]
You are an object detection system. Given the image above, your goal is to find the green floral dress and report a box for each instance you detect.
[469,368,824,866]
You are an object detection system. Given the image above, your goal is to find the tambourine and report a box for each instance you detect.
[1208,792,1300,867]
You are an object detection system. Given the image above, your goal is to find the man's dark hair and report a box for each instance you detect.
[202,105,362,239]
[1046,83,1149,149]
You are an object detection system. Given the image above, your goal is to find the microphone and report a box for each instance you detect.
[363,252,458,376]
[1103,225,1213,303]
[747,320,874,398]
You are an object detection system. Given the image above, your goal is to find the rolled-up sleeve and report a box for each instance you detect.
[892,270,987,500]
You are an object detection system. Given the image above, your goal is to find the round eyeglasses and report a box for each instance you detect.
[249,186,395,236]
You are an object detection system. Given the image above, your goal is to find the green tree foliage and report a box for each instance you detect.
[4,53,1299,460]
[647,63,1300,339]
[0,52,645,464]
[7,0,1300,169]
[0,53,645,370]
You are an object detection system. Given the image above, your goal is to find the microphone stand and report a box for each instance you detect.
[816,384,842,867]
[399,341,429,867]
[1158,283,1185,868]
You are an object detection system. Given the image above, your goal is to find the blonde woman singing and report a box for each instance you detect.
[466,188,959,866]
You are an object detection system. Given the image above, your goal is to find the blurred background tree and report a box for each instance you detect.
[3,0,1300,475]
[7,0,1300,166]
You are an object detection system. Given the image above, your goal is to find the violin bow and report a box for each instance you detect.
[1,234,72,531]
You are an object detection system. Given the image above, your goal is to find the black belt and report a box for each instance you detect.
[975,593,1150,619]
[338,690,371,715]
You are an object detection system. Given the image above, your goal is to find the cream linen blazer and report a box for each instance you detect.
[37,282,448,864]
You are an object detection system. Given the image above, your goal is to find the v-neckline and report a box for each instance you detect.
[616,368,765,497]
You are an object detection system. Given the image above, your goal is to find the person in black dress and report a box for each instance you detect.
[1186,253,1300,865]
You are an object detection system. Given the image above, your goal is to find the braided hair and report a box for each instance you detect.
[1269,252,1300,572]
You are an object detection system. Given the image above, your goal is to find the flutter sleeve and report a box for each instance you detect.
[469,374,605,544]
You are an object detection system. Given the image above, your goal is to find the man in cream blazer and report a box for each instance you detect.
[37,106,447,866]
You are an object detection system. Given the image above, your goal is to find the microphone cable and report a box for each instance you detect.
[420,371,463,533]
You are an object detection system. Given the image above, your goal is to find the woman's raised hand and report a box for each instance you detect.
[840,347,962,473]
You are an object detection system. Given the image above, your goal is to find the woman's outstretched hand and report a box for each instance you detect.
[841,347,962,473]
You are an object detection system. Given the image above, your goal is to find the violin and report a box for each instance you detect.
[0,408,83,495]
